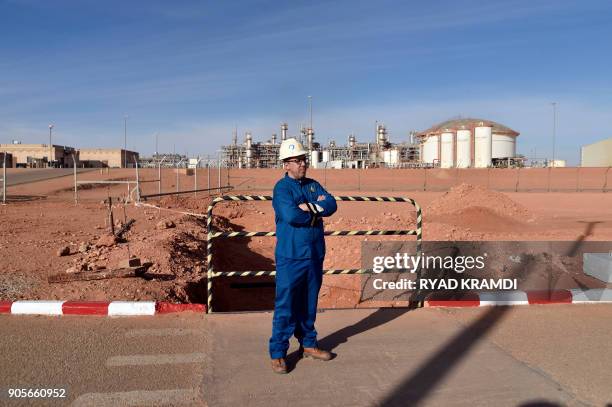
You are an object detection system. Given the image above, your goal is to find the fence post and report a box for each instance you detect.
[194,161,198,199]
[515,167,520,192]
[217,152,221,189]
[73,154,78,204]
[207,158,211,196]
[576,167,580,192]
[423,168,427,192]
[158,158,162,196]
[134,158,141,202]
[2,151,6,205]
[604,167,611,193]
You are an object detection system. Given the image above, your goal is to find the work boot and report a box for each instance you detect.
[271,358,288,374]
[301,347,333,361]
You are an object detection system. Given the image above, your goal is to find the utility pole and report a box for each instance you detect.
[551,102,557,167]
[48,124,54,167]
[123,115,128,168]
[155,132,158,158]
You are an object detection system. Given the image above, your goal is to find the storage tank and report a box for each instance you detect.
[547,159,566,168]
[322,150,330,162]
[474,125,492,168]
[390,149,400,166]
[422,135,440,164]
[456,129,471,168]
[348,134,356,148]
[492,134,516,158]
[440,131,454,168]
[311,150,319,169]
[383,150,391,165]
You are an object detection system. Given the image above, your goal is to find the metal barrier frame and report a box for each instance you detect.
[206,195,423,313]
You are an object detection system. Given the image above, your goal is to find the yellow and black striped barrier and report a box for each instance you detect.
[206,195,423,313]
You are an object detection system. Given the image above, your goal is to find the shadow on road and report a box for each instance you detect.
[376,222,599,406]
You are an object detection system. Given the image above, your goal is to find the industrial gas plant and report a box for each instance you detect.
[220,118,522,169]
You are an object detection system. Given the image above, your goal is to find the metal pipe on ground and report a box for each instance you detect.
[140,185,232,200]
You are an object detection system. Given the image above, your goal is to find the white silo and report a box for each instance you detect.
[390,148,400,166]
[456,129,471,168]
[492,134,516,158]
[422,135,440,164]
[383,150,391,165]
[311,150,319,169]
[322,150,330,162]
[474,125,492,168]
[440,131,454,168]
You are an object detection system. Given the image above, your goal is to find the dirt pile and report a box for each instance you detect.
[426,183,535,223]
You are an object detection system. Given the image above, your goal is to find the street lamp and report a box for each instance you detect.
[123,115,128,168]
[48,124,54,167]
[551,102,557,167]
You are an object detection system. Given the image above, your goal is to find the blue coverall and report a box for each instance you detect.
[269,173,337,359]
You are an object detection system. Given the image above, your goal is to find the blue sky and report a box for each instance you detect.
[1,0,611,164]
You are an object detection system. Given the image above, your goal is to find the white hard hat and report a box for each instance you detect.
[279,137,307,161]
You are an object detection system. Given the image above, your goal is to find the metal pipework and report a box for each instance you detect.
[280,123,288,141]
[245,132,253,169]
[307,128,314,151]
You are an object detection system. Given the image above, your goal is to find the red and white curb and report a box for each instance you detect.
[1,289,611,315]
[0,301,206,316]
[426,289,612,307]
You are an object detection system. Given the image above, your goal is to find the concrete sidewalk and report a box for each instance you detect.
[1,306,609,406]
[202,307,591,407]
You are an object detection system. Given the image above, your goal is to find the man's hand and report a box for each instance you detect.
[298,203,309,211]
[317,195,325,201]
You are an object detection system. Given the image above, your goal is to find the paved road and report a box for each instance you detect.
[1,305,611,406]
[2,169,95,187]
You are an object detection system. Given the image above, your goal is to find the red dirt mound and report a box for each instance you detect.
[426,183,535,223]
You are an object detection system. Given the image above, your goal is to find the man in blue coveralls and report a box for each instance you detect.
[270,137,337,374]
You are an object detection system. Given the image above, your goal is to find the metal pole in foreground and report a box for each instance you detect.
[2,151,6,204]
[207,158,210,195]
[134,157,141,202]
[158,155,167,197]
[217,152,221,189]
[551,102,557,167]
[123,115,128,168]
[176,158,184,194]
[73,154,78,204]
[194,157,201,199]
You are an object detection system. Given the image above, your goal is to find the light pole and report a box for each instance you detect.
[308,95,313,129]
[551,102,557,167]
[123,115,128,168]
[48,124,54,167]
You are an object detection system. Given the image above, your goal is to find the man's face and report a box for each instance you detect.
[284,155,308,179]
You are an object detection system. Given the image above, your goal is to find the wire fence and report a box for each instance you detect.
[227,167,612,193]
